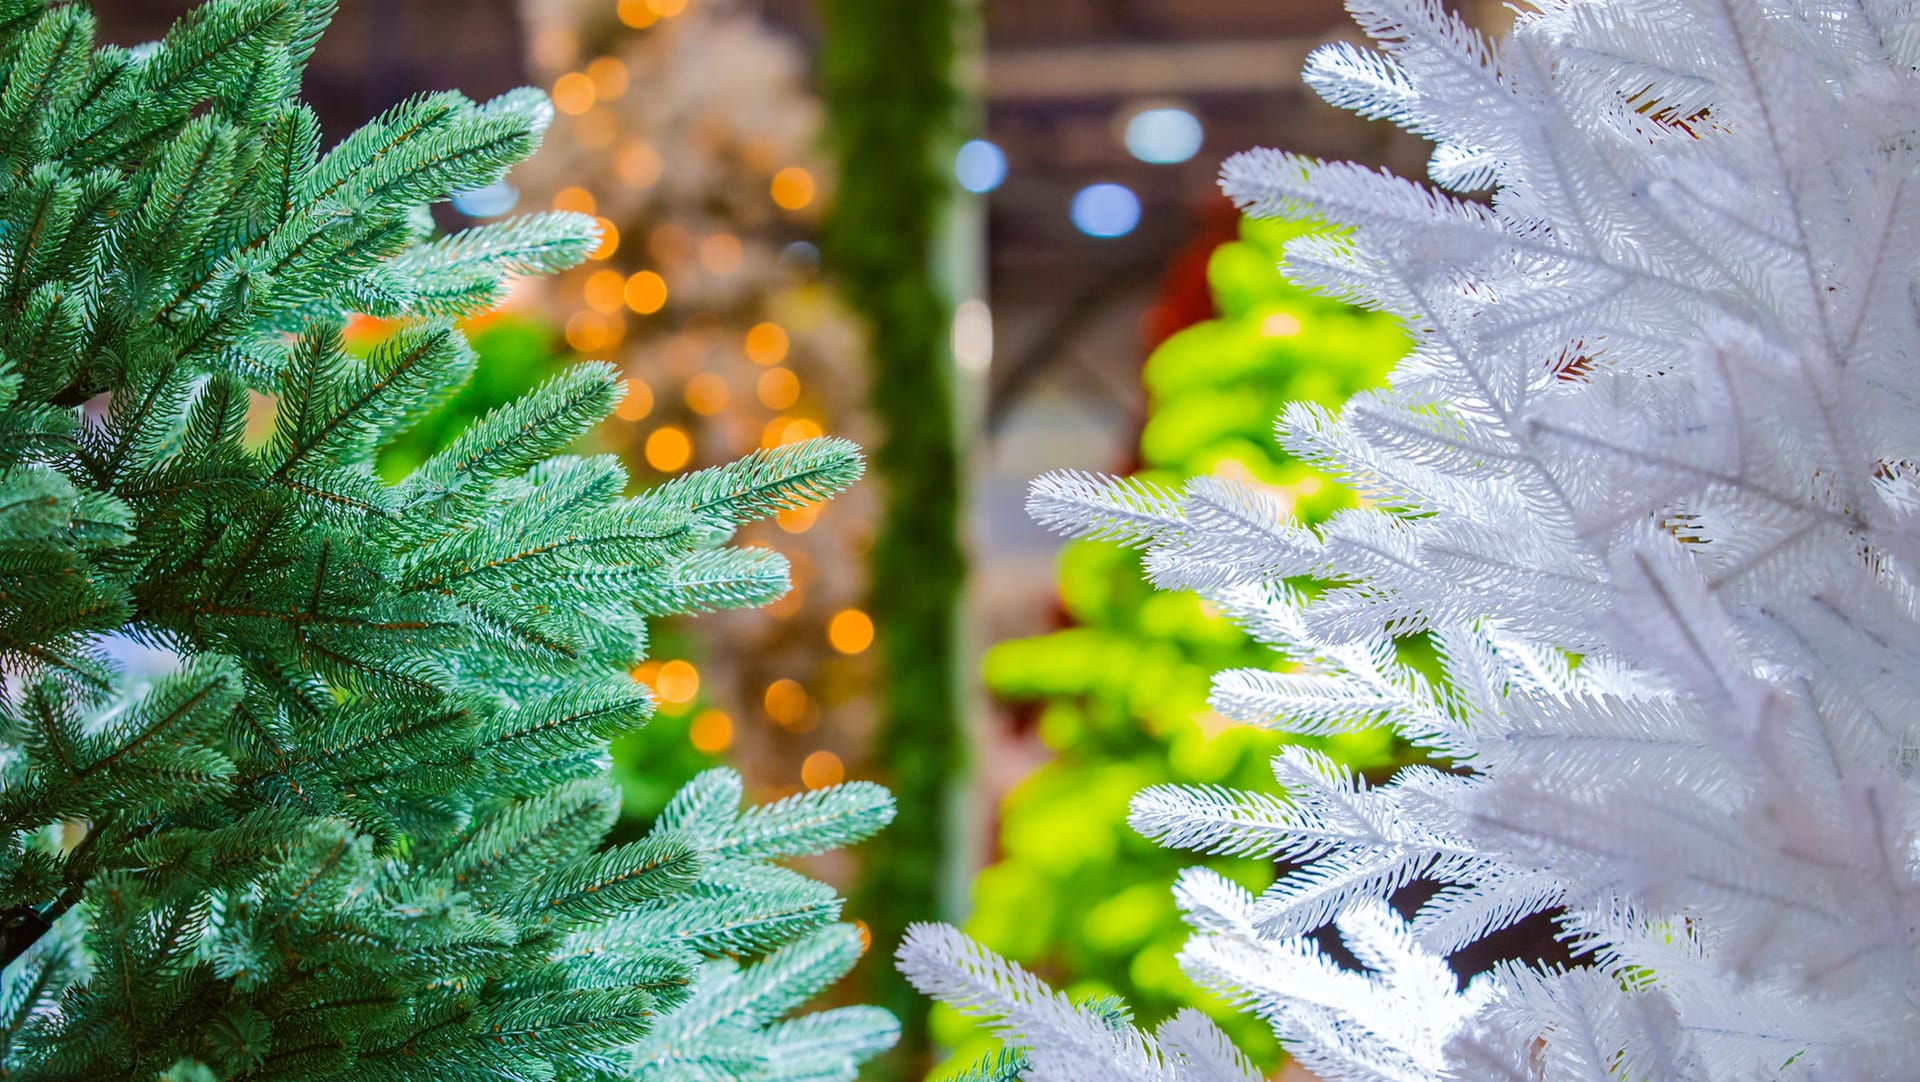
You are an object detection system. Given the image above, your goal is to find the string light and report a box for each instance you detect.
[649,0,688,15]
[624,270,667,314]
[756,367,800,409]
[614,379,654,421]
[800,750,845,789]
[688,709,733,753]
[770,167,815,210]
[827,609,873,654]
[655,659,699,703]
[684,373,729,415]
[743,322,788,365]
[644,426,692,471]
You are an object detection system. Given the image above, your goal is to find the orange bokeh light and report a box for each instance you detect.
[552,186,596,214]
[614,379,654,421]
[644,426,692,472]
[589,218,619,259]
[624,270,668,314]
[827,609,874,655]
[655,659,699,703]
[684,373,730,415]
[552,72,595,115]
[756,367,800,410]
[800,750,845,789]
[770,166,816,211]
[743,322,788,365]
[583,269,626,313]
[689,709,733,753]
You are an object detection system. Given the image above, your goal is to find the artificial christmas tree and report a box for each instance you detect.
[0,1,894,1078]
[906,0,1920,1077]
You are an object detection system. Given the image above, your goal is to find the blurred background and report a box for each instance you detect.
[98,1,1516,1077]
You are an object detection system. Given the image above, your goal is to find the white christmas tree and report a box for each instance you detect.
[903,0,1920,1077]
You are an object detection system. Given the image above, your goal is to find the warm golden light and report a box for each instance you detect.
[776,504,818,534]
[684,373,729,415]
[770,166,816,211]
[743,322,788,365]
[623,270,668,314]
[616,140,662,188]
[800,750,845,789]
[756,367,800,410]
[565,311,613,353]
[629,660,660,686]
[551,71,596,115]
[616,0,657,26]
[583,269,626,313]
[827,609,874,655]
[585,56,629,99]
[644,426,692,472]
[649,0,688,16]
[614,379,654,421]
[589,217,619,259]
[764,678,810,728]
[656,659,699,703]
[552,186,596,214]
[698,232,743,274]
[688,709,733,753]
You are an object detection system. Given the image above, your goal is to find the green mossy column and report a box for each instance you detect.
[820,0,964,1074]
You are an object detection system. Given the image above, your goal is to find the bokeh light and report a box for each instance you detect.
[744,322,789,365]
[828,609,874,655]
[688,709,733,753]
[583,269,626,313]
[800,750,845,789]
[770,166,816,210]
[1070,183,1141,238]
[699,233,743,274]
[1123,106,1203,164]
[655,659,699,703]
[644,426,692,471]
[624,270,668,314]
[764,678,810,728]
[585,57,629,100]
[756,367,800,409]
[684,372,729,415]
[551,71,595,115]
[614,379,653,421]
[955,139,1007,194]
[589,217,619,258]
[552,186,596,214]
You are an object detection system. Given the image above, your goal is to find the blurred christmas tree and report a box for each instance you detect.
[507,0,879,826]
[937,217,1410,1074]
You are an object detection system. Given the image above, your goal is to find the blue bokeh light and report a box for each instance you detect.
[451,180,518,218]
[955,139,1008,194]
[1070,183,1141,238]
[1124,107,1203,164]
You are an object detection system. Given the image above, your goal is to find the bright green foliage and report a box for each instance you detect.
[938,217,1409,1074]
[0,2,894,1079]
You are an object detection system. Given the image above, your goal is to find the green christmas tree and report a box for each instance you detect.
[0,1,895,1079]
